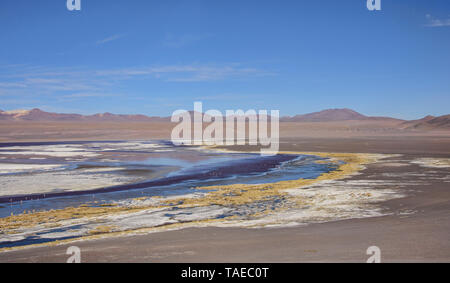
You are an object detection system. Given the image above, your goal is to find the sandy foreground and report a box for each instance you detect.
[0,133,448,262]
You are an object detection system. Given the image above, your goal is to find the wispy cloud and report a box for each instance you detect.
[194,93,263,101]
[0,64,274,105]
[96,34,125,45]
[425,14,450,27]
[0,82,27,88]
[95,64,274,82]
[0,66,110,101]
[61,92,120,99]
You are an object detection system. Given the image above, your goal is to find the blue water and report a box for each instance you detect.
[0,140,337,218]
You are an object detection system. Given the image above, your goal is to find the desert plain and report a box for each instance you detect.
[0,110,449,262]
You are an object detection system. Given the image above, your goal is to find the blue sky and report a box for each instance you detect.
[0,0,449,119]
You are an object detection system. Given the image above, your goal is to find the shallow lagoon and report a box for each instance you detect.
[0,140,339,248]
[0,140,335,217]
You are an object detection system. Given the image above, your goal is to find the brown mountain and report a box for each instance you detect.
[0,108,82,121]
[401,115,450,130]
[88,112,169,122]
[280,108,402,122]
[426,115,450,128]
[0,110,12,120]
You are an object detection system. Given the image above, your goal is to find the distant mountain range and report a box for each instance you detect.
[0,108,169,122]
[1,108,449,130]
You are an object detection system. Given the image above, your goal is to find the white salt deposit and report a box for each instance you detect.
[0,164,63,174]
[411,158,450,168]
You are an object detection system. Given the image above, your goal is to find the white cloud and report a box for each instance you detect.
[94,64,273,82]
[96,34,124,45]
[424,14,450,27]
[61,92,120,98]
[0,64,274,103]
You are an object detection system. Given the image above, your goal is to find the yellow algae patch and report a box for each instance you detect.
[0,217,226,253]
[163,152,376,211]
[88,225,118,235]
[0,205,148,232]
[162,184,284,208]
